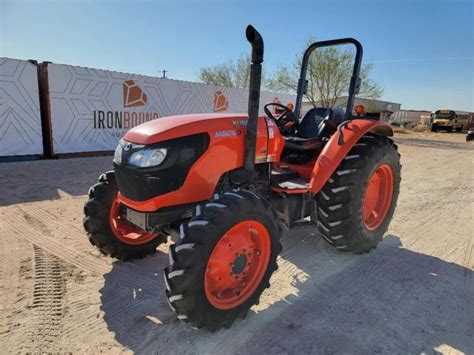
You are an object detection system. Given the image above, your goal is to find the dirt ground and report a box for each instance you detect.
[1,131,473,354]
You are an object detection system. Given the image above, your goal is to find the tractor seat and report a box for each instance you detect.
[284,136,321,150]
[283,107,345,151]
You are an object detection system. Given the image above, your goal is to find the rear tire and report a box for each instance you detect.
[430,124,437,132]
[164,190,282,331]
[83,171,165,260]
[314,134,401,254]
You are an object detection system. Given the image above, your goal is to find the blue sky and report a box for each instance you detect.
[2,0,473,111]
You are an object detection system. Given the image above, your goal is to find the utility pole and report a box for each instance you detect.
[161,69,167,78]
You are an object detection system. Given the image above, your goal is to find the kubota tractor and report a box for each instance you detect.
[84,25,401,331]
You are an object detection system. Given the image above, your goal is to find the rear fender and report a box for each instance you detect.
[309,119,393,195]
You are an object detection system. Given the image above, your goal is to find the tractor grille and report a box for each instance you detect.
[114,133,209,202]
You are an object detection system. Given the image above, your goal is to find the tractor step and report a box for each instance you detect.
[290,219,316,228]
[271,177,310,194]
[271,167,299,184]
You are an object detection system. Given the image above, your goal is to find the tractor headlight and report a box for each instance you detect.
[113,139,125,164]
[128,148,168,168]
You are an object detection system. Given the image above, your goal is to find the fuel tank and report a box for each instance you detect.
[116,113,284,211]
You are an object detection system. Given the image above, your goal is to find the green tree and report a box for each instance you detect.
[266,40,383,108]
[198,54,266,89]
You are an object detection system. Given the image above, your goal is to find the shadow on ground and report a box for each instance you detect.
[100,232,473,354]
[0,156,112,206]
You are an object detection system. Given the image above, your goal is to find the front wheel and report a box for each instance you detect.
[314,134,401,253]
[164,190,282,331]
[430,124,437,132]
[83,171,165,260]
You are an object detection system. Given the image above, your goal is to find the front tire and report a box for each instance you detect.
[314,134,401,254]
[430,124,437,132]
[83,171,165,260]
[164,190,282,331]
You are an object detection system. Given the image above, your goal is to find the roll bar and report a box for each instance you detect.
[293,38,363,122]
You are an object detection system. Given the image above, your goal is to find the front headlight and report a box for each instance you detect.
[129,148,168,168]
[114,139,125,164]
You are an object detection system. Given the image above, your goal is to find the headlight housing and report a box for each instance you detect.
[129,148,168,168]
[113,139,125,164]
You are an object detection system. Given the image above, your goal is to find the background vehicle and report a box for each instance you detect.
[467,129,474,141]
[84,25,401,331]
[430,109,465,132]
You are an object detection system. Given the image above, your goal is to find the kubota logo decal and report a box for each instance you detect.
[233,119,248,127]
[214,90,229,112]
[123,80,148,107]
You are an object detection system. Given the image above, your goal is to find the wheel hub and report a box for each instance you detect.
[204,221,271,310]
[231,254,248,275]
[362,164,394,231]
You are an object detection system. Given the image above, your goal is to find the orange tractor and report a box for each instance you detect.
[84,26,401,330]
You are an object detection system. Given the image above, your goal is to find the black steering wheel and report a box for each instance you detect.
[264,103,296,128]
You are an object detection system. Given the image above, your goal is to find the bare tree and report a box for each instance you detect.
[198,54,254,88]
[266,40,383,108]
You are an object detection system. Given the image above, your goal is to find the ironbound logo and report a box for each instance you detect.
[93,80,159,130]
[214,90,229,112]
[123,80,147,107]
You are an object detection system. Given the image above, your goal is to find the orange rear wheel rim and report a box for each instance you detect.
[362,164,394,231]
[109,196,158,245]
[204,221,271,310]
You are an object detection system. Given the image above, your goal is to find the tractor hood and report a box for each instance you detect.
[123,113,249,145]
[114,111,277,209]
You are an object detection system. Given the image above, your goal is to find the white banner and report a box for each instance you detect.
[0,58,43,156]
[48,63,295,154]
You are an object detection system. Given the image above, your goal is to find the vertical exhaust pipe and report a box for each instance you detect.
[244,25,264,178]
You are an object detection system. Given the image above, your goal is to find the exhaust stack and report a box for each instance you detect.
[244,25,264,178]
